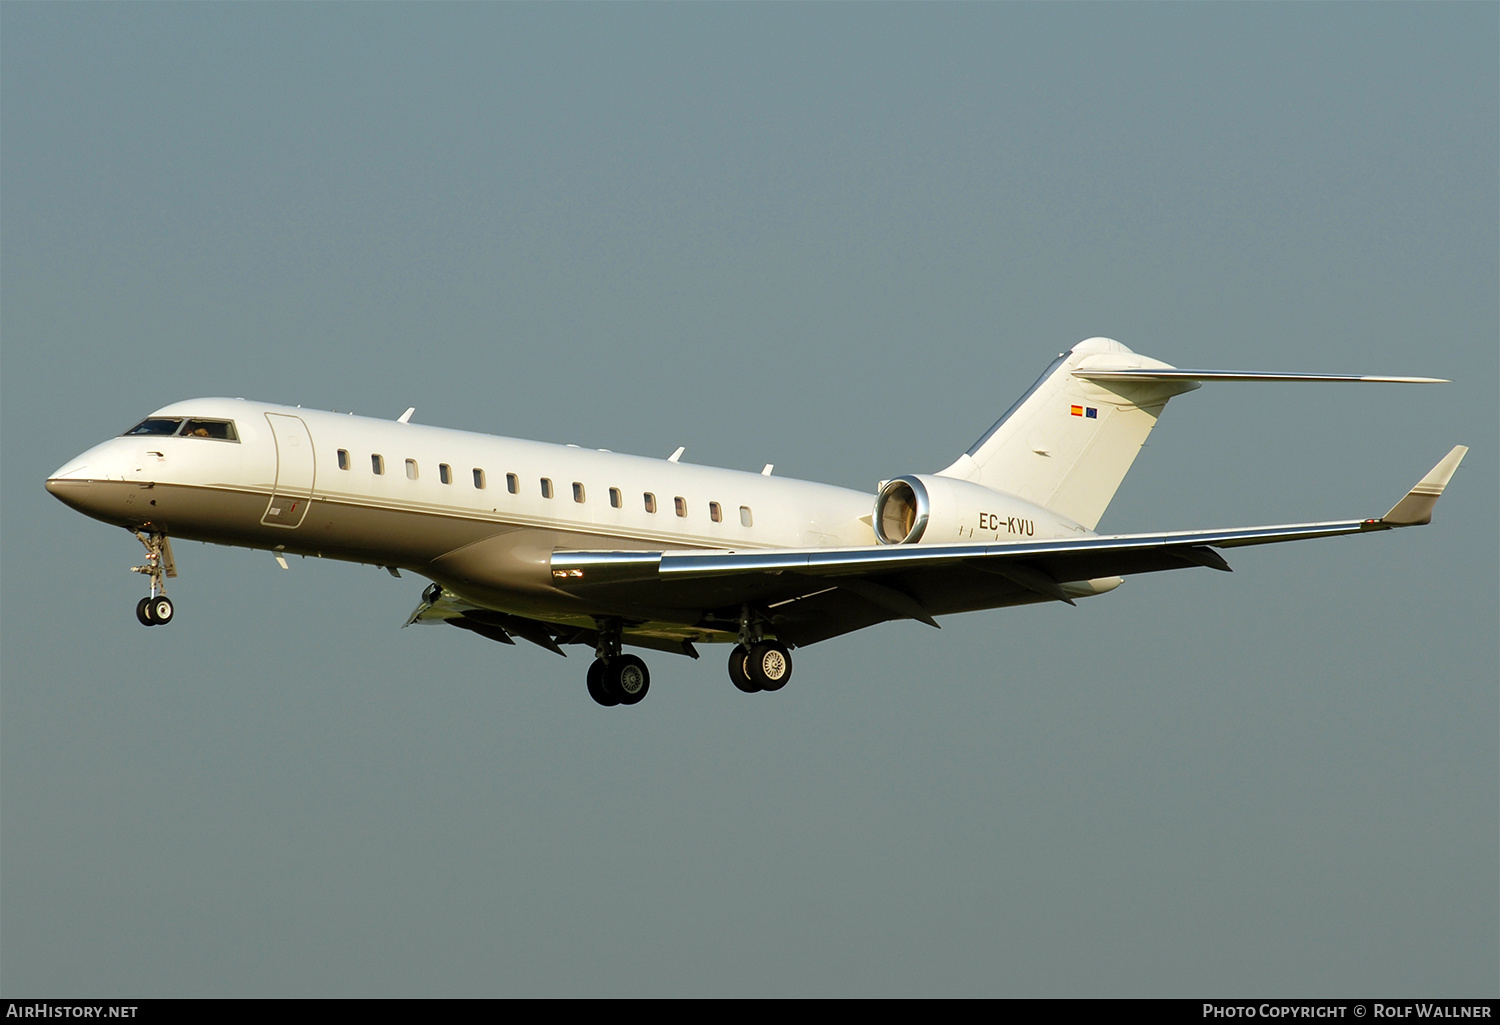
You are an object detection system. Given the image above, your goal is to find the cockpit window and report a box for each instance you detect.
[124,417,183,436]
[121,417,239,441]
[181,419,238,441]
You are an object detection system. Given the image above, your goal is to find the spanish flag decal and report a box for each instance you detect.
[1070,405,1098,418]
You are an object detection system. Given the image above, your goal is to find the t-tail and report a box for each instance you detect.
[936,337,1447,531]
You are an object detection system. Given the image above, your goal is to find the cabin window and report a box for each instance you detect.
[439,463,452,484]
[609,488,622,509]
[709,502,722,523]
[337,449,350,470]
[123,417,182,437]
[405,459,418,480]
[540,478,554,499]
[181,418,239,442]
[506,473,519,494]
[573,482,586,503]
[740,506,753,527]
[674,496,687,518]
[372,454,385,475]
[644,492,657,514]
[473,468,486,489]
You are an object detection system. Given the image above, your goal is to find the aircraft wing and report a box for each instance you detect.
[544,446,1468,648]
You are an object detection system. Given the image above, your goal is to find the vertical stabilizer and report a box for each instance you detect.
[937,339,1198,530]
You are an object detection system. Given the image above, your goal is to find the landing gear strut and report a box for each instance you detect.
[130,528,176,626]
[586,618,650,707]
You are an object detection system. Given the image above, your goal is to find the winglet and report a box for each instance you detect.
[1381,446,1468,526]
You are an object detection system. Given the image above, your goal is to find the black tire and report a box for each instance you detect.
[136,596,156,626]
[148,596,174,625]
[612,654,650,705]
[587,659,619,706]
[748,641,792,691]
[728,645,760,693]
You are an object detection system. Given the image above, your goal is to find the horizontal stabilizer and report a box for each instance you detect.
[1073,369,1448,384]
[941,339,1449,535]
[1381,446,1468,526]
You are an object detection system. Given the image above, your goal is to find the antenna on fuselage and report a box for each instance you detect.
[667,447,685,463]
[397,408,416,424]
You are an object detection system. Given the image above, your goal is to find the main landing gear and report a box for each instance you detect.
[578,612,793,706]
[129,528,176,627]
[586,655,650,707]
[586,618,650,707]
[727,604,793,693]
[727,641,793,693]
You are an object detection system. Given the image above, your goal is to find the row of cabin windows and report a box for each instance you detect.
[336,449,753,526]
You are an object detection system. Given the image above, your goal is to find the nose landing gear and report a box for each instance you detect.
[129,528,177,627]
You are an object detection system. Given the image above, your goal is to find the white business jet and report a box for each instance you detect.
[47,338,1466,707]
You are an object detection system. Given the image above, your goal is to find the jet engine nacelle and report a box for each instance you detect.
[873,474,1079,545]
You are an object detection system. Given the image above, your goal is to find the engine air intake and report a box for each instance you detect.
[874,476,929,545]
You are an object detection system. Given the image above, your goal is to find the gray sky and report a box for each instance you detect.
[3,3,1494,997]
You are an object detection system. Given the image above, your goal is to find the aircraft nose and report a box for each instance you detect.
[45,467,96,514]
[47,456,88,483]
[46,456,90,498]
[45,450,122,522]
[46,447,95,486]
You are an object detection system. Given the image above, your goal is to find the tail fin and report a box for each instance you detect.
[937,338,1195,530]
[936,338,1447,531]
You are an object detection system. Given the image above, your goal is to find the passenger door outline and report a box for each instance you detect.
[261,413,316,528]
